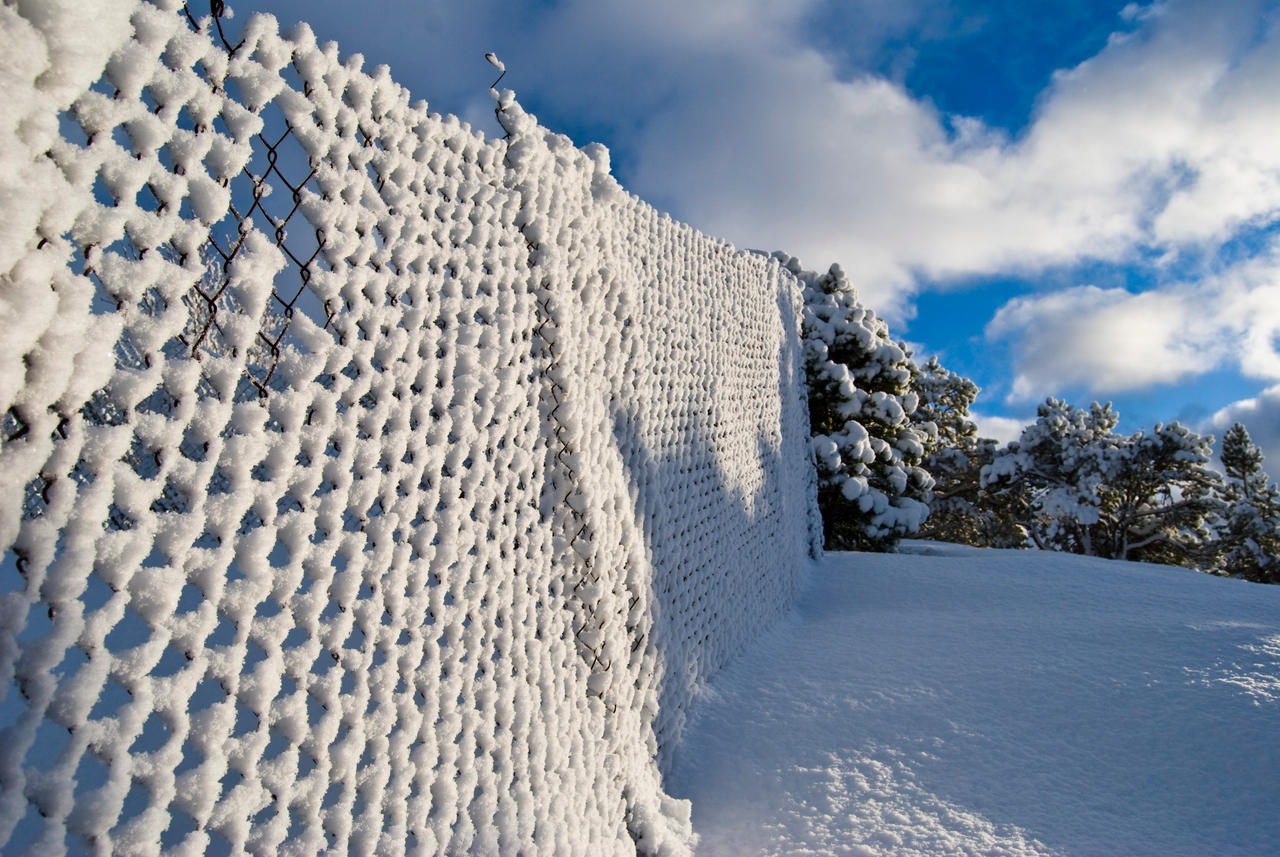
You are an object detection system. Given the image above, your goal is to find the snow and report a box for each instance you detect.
[18,4,1270,857]
[668,543,1280,857]
[785,256,932,548]
[0,3,819,853]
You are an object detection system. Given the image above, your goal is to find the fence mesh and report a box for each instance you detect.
[0,1,821,854]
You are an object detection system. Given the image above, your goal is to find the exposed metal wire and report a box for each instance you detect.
[173,1,331,398]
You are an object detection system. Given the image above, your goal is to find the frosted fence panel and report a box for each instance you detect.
[0,2,821,855]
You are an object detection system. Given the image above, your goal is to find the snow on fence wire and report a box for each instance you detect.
[0,1,821,855]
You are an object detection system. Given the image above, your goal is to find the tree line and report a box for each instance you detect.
[794,259,1280,583]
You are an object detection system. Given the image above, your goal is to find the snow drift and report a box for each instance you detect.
[670,544,1280,856]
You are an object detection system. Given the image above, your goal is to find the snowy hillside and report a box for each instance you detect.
[668,544,1280,857]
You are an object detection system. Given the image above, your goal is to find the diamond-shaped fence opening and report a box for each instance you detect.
[1,408,28,444]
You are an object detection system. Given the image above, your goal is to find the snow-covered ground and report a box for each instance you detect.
[667,544,1280,856]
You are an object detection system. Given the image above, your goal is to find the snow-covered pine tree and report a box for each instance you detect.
[982,398,1222,565]
[981,397,1114,553]
[911,357,1025,547]
[778,255,933,551]
[912,356,975,448]
[1216,423,1280,583]
[1103,421,1222,567]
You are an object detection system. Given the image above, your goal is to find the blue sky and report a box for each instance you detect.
[236,0,1280,474]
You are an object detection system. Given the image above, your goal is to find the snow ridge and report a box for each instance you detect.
[0,3,820,855]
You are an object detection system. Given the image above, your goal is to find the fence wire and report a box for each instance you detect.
[0,2,819,854]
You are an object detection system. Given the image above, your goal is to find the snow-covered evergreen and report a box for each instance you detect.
[913,355,978,452]
[1217,423,1280,583]
[778,255,932,551]
[983,398,1221,564]
[911,356,1025,548]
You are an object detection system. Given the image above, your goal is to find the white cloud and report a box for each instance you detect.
[486,0,1280,318]
[983,242,1280,401]
[257,0,1280,321]
[971,412,1032,446]
[985,285,1216,397]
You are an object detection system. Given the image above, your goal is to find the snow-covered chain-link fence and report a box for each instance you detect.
[0,1,821,854]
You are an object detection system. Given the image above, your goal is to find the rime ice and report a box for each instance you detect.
[0,3,819,856]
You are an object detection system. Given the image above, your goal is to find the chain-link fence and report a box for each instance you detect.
[0,2,819,853]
